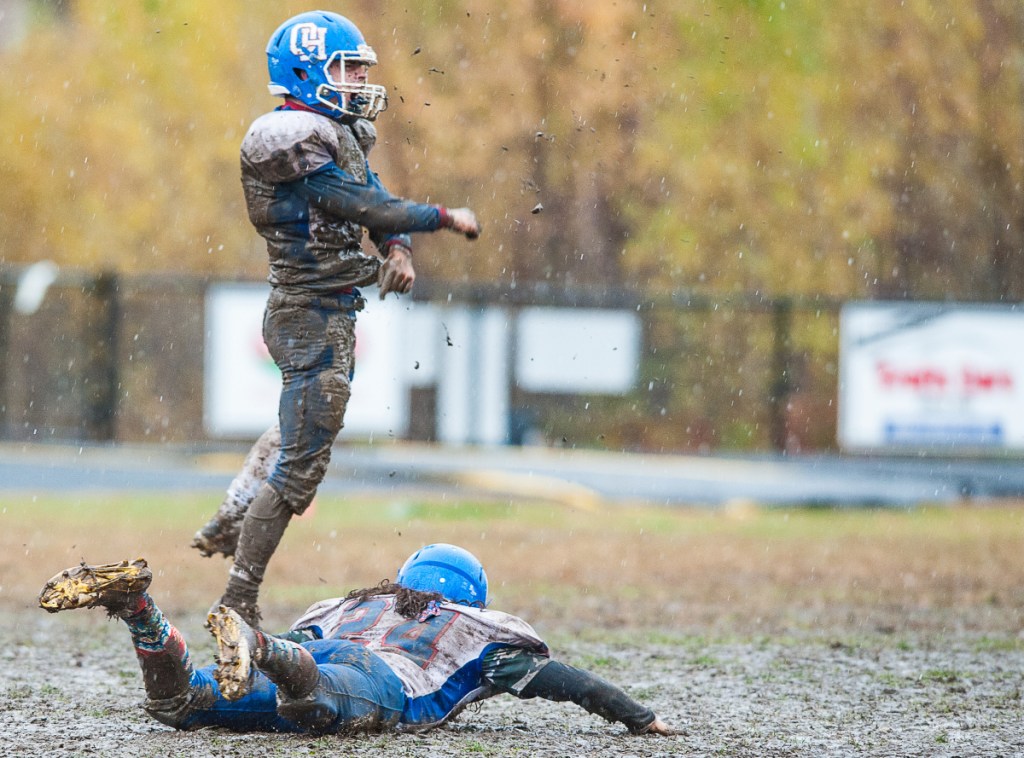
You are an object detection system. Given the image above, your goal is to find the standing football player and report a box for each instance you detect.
[195,11,481,626]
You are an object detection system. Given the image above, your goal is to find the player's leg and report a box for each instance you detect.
[192,423,282,559]
[213,482,291,627]
[38,560,208,726]
[216,303,354,627]
[207,605,319,702]
[264,303,355,513]
[297,637,405,733]
[208,607,404,733]
[38,559,313,732]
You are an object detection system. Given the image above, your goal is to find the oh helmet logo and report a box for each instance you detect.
[290,23,327,62]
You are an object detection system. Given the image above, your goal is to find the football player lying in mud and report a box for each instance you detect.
[39,543,673,737]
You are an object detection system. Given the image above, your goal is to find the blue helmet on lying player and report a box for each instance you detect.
[396,543,489,607]
[266,10,388,120]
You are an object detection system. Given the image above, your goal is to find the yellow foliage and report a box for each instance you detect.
[1,0,1022,301]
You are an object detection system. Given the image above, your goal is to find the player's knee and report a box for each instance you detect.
[248,485,292,520]
[274,464,326,515]
[320,374,351,422]
[144,688,210,730]
[276,693,337,731]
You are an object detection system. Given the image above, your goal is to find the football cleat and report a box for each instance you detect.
[207,605,257,701]
[191,516,241,559]
[38,559,152,614]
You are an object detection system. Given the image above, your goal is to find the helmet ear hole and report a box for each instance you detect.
[294,68,309,82]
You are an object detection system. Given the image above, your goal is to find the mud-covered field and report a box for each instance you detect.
[2,491,1024,757]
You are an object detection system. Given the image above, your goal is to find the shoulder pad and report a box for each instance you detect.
[350,119,377,156]
[241,110,339,182]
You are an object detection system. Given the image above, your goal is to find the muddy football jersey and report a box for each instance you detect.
[291,595,550,728]
[241,110,383,294]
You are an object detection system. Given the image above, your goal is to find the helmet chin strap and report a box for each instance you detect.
[278,92,357,122]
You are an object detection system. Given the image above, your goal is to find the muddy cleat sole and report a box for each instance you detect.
[208,605,256,701]
[38,559,152,614]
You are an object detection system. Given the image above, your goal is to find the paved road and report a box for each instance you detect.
[1,441,1022,507]
[4,438,1019,510]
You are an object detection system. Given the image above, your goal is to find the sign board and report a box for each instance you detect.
[204,285,642,444]
[516,307,640,393]
[203,284,279,438]
[203,284,405,439]
[838,302,1024,452]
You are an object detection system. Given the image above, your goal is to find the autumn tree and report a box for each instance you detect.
[3,0,1024,450]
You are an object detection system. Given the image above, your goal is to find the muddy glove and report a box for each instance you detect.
[378,245,415,299]
[642,717,676,736]
[440,207,482,240]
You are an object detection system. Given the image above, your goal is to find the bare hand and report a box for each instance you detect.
[378,246,415,299]
[446,207,481,239]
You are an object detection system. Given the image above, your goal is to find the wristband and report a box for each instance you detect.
[382,236,412,257]
[436,206,453,229]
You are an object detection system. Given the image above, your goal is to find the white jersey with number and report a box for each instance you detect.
[290,594,549,728]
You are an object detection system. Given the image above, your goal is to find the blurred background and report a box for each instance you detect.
[2,0,1024,461]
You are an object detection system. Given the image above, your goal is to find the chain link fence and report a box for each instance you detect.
[0,267,843,452]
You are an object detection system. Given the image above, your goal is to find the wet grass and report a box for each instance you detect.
[3,491,1022,539]
[2,492,1023,638]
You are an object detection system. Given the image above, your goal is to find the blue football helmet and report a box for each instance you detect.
[266,11,388,120]
[396,544,489,607]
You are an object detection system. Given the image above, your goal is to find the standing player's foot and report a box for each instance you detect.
[191,516,240,559]
[207,605,257,701]
[38,559,152,615]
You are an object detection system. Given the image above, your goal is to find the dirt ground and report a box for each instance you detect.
[2,493,1024,757]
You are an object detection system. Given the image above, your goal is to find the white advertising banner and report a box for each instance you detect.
[205,286,642,444]
[515,307,640,393]
[204,284,278,438]
[838,302,1024,452]
[203,284,405,439]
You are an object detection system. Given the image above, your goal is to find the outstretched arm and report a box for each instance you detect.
[291,164,480,238]
[365,166,480,239]
[481,647,673,735]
